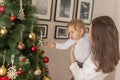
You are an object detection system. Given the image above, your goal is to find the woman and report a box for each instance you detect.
[69,16,120,80]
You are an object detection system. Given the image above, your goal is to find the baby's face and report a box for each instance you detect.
[68,26,83,41]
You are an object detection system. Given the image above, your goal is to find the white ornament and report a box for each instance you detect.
[7,55,18,80]
[7,66,18,80]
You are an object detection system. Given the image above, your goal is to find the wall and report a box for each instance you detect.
[114,0,120,80]
[38,0,118,80]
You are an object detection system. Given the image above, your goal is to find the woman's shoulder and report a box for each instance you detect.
[83,55,96,69]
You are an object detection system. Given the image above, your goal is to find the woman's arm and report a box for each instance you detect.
[69,45,107,80]
[70,43,76,63]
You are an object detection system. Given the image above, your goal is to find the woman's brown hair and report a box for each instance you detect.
[91,16,119,73]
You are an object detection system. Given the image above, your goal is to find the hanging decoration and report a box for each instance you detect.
[43,76,51,80]
[18,29,25,50]
[10,12,16,22]
[18,0,25,20]
[30,44,38,53]
[45,67,49,72]
[34,67,41,75]
[0,27,8,35]
[17,68,23,75]
[18,55,30,66]
[38,30,44,49]
[0,52,7,76]
[0,76,9,80]
[7,55,18,80]
[43,56,49,63]
[0,0,5,13]
[28,25,36,40]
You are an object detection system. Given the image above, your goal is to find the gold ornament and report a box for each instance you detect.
[18,9,25,20]
[18,42,25,50]
[0,27,8,35]
[43,76,51,80]
[28,32,36,40]
[34,67,41,75]
[0,66,7,76]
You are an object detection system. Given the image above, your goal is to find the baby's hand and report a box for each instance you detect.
[46,42,56,48]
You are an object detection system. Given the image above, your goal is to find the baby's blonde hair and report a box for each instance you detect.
[67,19,85,33]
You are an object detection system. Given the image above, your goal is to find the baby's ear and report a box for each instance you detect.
[79,28,84,34]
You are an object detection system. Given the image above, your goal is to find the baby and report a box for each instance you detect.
[46,19,91,66]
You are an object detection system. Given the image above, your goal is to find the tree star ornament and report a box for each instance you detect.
[18,0,25,20]
[7,55,18,80]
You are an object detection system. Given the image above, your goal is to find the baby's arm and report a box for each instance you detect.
[46,39,75,50]
[55,39,75,50]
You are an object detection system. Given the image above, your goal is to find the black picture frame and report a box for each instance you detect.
[54,0,75,22]
[76,0,94,24]
[32,0,53,21]
[35,24,48,39]
[85,27,89,33]
[54,25,69,39]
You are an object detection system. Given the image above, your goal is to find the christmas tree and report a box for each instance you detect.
[0,0,50,80]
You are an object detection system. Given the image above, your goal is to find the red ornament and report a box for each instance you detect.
[0,6,5,13]
[45,67,49,72]
[17,68,23,75]
[30,45,38,53]
[42,50,45,54]
[0,76,10,80]
[10,15,16,21]
[43,56,49,63]
[21,58,26,62]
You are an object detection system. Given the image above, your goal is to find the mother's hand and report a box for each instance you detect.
[70,43,76,64]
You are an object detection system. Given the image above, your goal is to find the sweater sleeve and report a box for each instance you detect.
[55,39,75,50]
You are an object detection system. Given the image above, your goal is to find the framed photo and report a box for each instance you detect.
[54,0,75,22]
[76,0,94,24]
[34,24,48,39]
[32,0,53,20]
[55,26,69,39]
[85,27,89,33]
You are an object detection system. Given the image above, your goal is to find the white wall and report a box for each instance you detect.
[38,0,119,80]
[92,0,115,19]
[114,0,120,80]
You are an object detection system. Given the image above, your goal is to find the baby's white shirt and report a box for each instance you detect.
[55,34,91,63]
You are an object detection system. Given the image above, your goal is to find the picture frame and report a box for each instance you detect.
[85,27,89,33]
[35,24,48,39]
[54,25,69,39]
[54,0,75,22]
[76,0,94,24]
[32,0,53,20]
